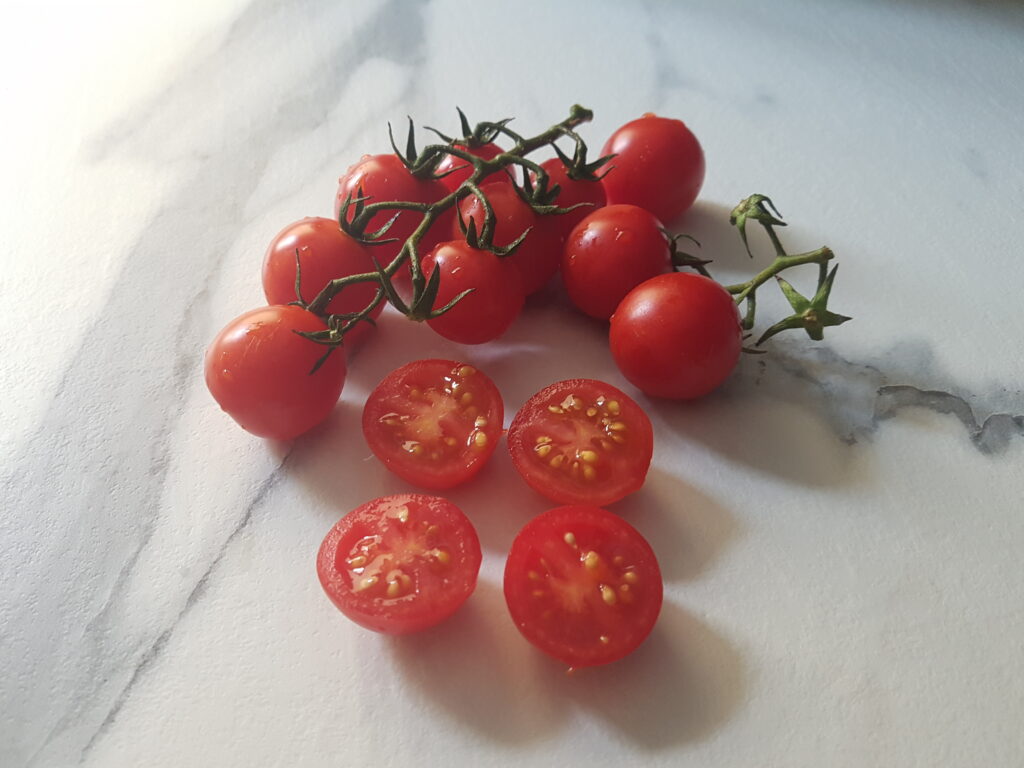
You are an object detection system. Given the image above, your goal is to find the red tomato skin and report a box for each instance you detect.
[317,494,482,634]
[507,379,653,507]
[600,114,705,223]
[421,240,524,345]
[504,505,663,668]
[362,359,504,489]
[435,142,507,193]
[610,273,742,399]
[455,183,562,295]
[538,157,607,240]
[334,153,452,270]
[205,305,345,440]
[261,217,382,346]
[562,204,672,320]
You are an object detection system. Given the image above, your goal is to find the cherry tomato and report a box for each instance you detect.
[507,379,653,507]
[434,141,507,193]
[537,157,606,240]
[504,504,662,668]
[610,273,742,399]
[601,114,705,223]
[334,153,452,270]
[362,360,503,489]
[205,305,345,440]
[421,240,524,345]
[261,217,382,346]
[317,494,482,634]
[455,182,562,295]
[562,204,671,320]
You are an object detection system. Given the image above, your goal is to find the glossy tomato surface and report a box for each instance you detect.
[261,217,382,345]
[455,182,562,295]
[601,114,705,224]
[562,204,671,320]
[362,360,503,489]
[610,272,742,399]
[504,505,662,668]
[318,494,481,634]
[538,157,606,240]
[421,240,524,344]
[507,379,652,507]
[435,141,507,193]
[204,305,345,440]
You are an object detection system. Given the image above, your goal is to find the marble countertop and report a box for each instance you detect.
[3,1,1022,766]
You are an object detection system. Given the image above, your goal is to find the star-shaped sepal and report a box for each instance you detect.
[756,265,851,345]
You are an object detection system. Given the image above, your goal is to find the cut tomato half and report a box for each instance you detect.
[317,494,482,634]
[362,359,504,489]
[507,379,653,506]
[504,505,662,668]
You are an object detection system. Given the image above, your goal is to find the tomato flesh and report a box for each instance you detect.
[362,360,504,489]
[317,494,482,634]
[507,379,653,506]
[504,505,662,668]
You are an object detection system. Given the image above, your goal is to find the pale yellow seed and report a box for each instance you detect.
[583,551,600,570]
[609,421,627,432]
[435,549,451,565]
[610,434,626,444]
[571,396,583,410]
[357,575,378,591]
[586,407,597,417]
[570,461,580,478]
[600,584,617,605]
[535,444,553,458]
[396,505,410,523]
[410,388,421,399]
[547,405,564,414]
[347,555,367,568]
[458,365,476,377]
[599,635,610,645]
[583,465,597,481]
[461,392,473,405]
[578,449,598,463]
[426,524,440,537]
[606,400,620,415]
[386,580,402,598]
[535,435,552,445]
[623,570,639,584]
[474,431,488,448]
[612,555,625,566]
[444,437,457,447]
[474,416,488,428]
[549,454,565,469]
[563,532,577,548]
[595,395,606,405]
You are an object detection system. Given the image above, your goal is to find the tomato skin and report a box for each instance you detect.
[435,141,507,193]
[610,273,742,399]
[562,204,672,320]
[600,114,705,223]
[362,359,504,489]
[507,379,653,507]
[421,240,524,345]
[538,157,606,240]
[334,153,452,269]
[455,183,562,295]
[317,494,482,634]
[504,505,662,668]
[205,305,345,440]
[261,217,382,346]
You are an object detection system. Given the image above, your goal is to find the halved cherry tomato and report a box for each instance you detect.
[504,504,662,668]
[204,305,345,440]
[435,141,507,193]
[318,494,482,634]
[507,379,653,507]
[362,360,503,489]
[261,217,382,346]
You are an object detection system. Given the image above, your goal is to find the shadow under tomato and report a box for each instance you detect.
[389,580,568,744]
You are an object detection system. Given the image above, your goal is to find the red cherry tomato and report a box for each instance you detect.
[504,504,662,668]
[455,183,562,295]
[435,141,507,193]
[334,153,452,268]
[562,204,672,320]
[317,494,482,634]
[205,305,345,440]
[538,157,606,240]
[507,379,653,507]
[610,272,742,399]
[601,114,705,223]
[362,360,503,489]
[421,240,524,345]
[261,217,382,346]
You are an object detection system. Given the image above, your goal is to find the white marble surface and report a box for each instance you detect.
[3,1,1023,766]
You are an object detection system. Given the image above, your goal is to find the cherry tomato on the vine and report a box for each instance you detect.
[504,504,662,668]
[455,182,562,295]
[562,204,672,320]
[601,113,705,224]
[261,217,382,346]
[317,494,482,634]
[507,379,653,507]
[435,141,508,193]
[205,305,345,440]
[537,157,606,241]
[362,360,504,489]
[421,240,524,345]
[610,272,742,399]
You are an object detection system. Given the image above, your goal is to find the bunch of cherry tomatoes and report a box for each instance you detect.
[205,109,742,670]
